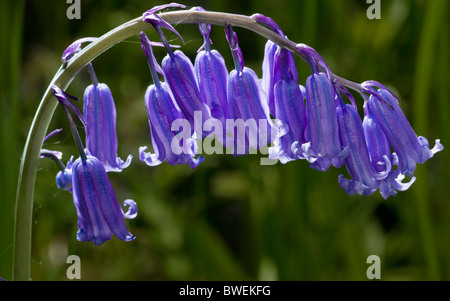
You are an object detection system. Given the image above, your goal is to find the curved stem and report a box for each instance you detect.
[13,9,361,280]
[87,63,99,86]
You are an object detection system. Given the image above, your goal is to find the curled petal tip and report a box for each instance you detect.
[189,155,205,169]
[122,199,138,219]
[104,154,133,172]
[139,146,163,167]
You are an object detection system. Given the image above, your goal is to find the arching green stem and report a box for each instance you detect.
[13,9,362,280]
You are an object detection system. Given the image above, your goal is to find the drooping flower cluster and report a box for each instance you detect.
[43,4,444,246]
[50,81,137,246]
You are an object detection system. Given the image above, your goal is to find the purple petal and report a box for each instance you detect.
[195,49,228,127]
[122,199,138,219]
[227,67,276,154]
[83,83,132,172]
[140,82,204,168]
[142,4,186,44]
[72,155,136,245]
[51,86,86,126]
[56,156,74,192]
[261,40,279,114]
[367,88,442,176]
[362,106,392,173]
[301,72,346,171]
[44,128,63,142]
[162,50,211,138]
[263,47,299,115]
[269,79,306,163]
[337,104,378,196]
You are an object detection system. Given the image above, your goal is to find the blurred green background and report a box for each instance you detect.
[0,0,448,281]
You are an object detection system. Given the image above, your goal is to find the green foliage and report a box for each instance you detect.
[0,0,448,280]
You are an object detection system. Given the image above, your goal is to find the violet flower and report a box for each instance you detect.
[143,5,212,139]
[363,82,443,177]
[51,85,137,246]
[225,25,277,155]
[83,65,132,172]
[268,47,306,164]
[336,98,386,196]
[296,44,348,171]
[72,152,137,246]
[56,156,74,193]
[194,21,228,142]
[362,103,416,199]
[138,32,204,169]
[255,14,298,116]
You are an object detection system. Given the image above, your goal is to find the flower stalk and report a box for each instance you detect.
[12,9,380,280]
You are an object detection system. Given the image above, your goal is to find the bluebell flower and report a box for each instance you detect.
[256,14,298,116]
[262,40,281,116]
[139,32,204,169]
[194,21,228,143]
[224,25,278,155]
[83,74,132,172]
[295,44,349,171]
[72,151,137,246]
[362,82,443,177]
[162,50,212,138]
[268,48,306,164]
[362,104,416,199]
[52,85,137,246]
[143,5,212,139]
[56,156,74,192]
[337,102,387,196]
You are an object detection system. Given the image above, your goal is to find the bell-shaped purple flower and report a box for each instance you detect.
[143,4,211,139]
[194,22,228,143]
[299,72,348,170]
[162,50,212,138]
[72,152,137,246]
[262,40,280,115]
[268,48,306,163]
[337,103,384,196]
[56,156,74,192]
[294,44,349,171]
[362,104,416,199]
[255,13,298,116]
[262,42,299,116]
[83,71,132,172]
[225,25,277,155]
[139,82,205,169]
[363,83,443,177]
[139,32,204,169]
